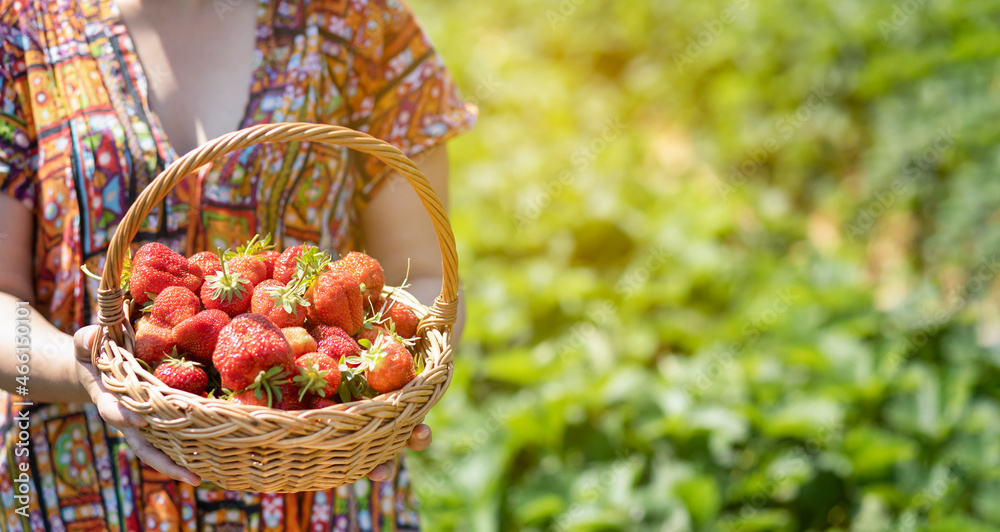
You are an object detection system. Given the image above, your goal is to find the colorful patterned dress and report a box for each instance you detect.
[0,0,475,529]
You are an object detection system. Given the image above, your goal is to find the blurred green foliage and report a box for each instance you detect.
[407,0,1000,530]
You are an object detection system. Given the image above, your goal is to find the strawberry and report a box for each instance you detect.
[272,245,304,284]
[153,356,208,395]
[134,317,176,367]
[308,324,350,344]
[360,334,416,394]
[308,395,339,409]
[274,382,306,411]
[228,255,267,287]
[356,322,388,345]
[148,286,201,328]
[252,279,309,328]
[201,255,254,317]
[293,352,341,401]
[174,309,230,365]
[261,250,280,279]
[230,389,270,407]
[129,243,204,306]
[212,313,295,403]
[378,298,419,339]
[189,251,223,278]
[316,326,363,368]
[329,251,384,308]
[282,327,317,358]
[305,270,364,335]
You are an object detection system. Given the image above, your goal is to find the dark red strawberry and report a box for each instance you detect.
[362,334,416,394]
[329,252,385,308]
[201,258,254,317]
[129,243,204,306]
[274,382,306,411]
[174,309,230,365]
[134,317,176,367]
[153,356,208,395]
[305,270,364,335]
[308,395,339,409]
[378,298,419,339]
[317,326,363,368]
[189,251,223,278]
[282,327,317,358]
[308,324,349,344]
[149,286,201,328]
[293,352,341,402]
[213,313,295,397]
[252,279,309,328]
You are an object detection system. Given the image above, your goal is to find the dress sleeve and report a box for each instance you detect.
[0,27,38,211]
[348,0,477,201]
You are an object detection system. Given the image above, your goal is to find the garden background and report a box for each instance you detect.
[407,0,1000,530]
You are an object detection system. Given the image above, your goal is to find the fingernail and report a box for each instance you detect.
[185,477,201,487]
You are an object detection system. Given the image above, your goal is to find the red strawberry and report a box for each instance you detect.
[356,322,388,345]
[153,356,208,395]
[129,243,204,306]
[272,245,304,284]
[189,251,223,278]
[230,389,270,407]
[329,252,384,308]
[261,250,280,279]
[274,382,306,411]
[228,255,267,287]
[149,286,201,328]
[293,352,341,402]
[282,327,317,358]
[362,334,416,394]
[134,317,176,367]
[316,326,362,368]
[252,279,309,328]
[378,299,419,339]
[308,395,339,409]
[174,309,230,365]
[306,270,364,335]
[212,313,295,402]
[308,324,349,344]
[201,259,254,317]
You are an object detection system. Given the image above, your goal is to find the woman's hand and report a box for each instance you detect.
[74,325,202,486]
[367,424,432,481]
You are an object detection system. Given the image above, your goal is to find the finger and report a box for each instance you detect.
[94,390,147,429]
[73,325,100,361]
[121,428,201,487]
[406,424,432,452]
[367,458,398,482]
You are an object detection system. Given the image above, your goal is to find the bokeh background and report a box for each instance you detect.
[406,0,1000,530]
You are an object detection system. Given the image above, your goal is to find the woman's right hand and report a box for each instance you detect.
[74,325,202,486]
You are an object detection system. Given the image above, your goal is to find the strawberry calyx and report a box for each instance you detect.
[160,353,202,371]
[234,233,274,256]
[293,245,332,287]
[205,249,252,304]
[337,355,376,402]
[266,279,311,315]
[292,360,332,401]
[237,366,289,408]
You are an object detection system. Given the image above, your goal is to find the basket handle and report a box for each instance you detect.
[97,123,459,344]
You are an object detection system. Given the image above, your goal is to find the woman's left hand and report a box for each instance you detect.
[367,424,432,481]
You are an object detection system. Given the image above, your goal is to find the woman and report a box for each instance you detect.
[0,0,474,529]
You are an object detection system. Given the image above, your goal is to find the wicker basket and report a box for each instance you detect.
[92,122,458,493]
